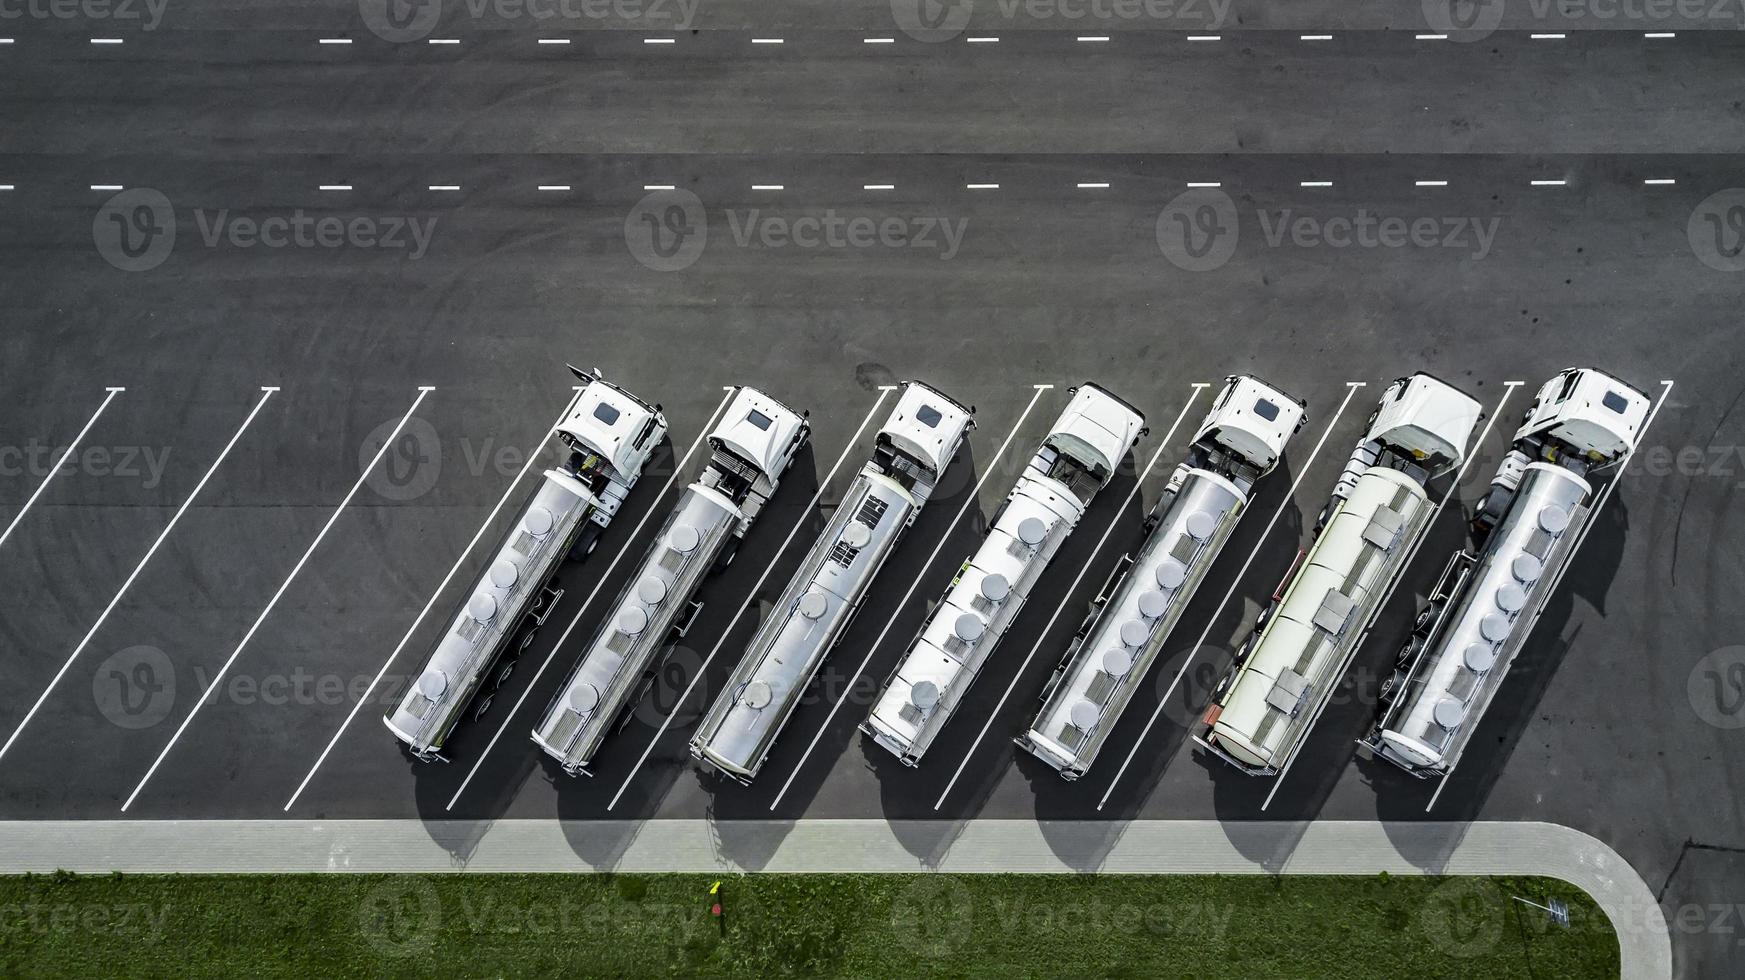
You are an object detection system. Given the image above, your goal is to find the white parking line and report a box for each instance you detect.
[1425,378,1675,813]
[120,387,433,812]
[1096,382,1365,811]
[1258,382,1520,812]
[0,388,275,767]
[768,385,1055,812]
[282,386,588,813]
[931,385,1209,811]
[442,389,737,811]
[604,390,895,811]
[0,387,123,552]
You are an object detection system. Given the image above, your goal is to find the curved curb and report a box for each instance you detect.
[0,819,1665,978]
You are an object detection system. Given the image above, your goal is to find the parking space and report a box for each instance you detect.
[0,144,1737,963]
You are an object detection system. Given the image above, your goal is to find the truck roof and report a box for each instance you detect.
[710,387,808,479]
[557,380,663,481]
[880,381,975,477]
[1195,375,1305,472]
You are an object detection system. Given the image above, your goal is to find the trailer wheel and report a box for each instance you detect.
[474,694,495,720]
[519,629,539,651]
[496,660,516,689]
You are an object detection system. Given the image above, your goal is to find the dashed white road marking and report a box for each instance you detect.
[1186,35,1221,41]
[427,185,460,192]
[318,38,351,45]
[283,386,589,813]
[1077,182,1110,189]
[428,38,459,45]
[1531,179,1568,186]
[967,183,1000,190]
[643,37,675,45]
[966,36,999,44]
[605,389,895,811]
[1425,378,1676,813]
[1645,31,1676,38]
[1644,178,1677,185]
[752,38,784,44]
[863,37,894,44]
[442,389,737,812]
[1416,33,1448,40]
[1415,180,1449,187]
[89,38,123,45]
[0,387,123,553]
[752,184,784,191]
[1301,180,1333,188]
[1095,382,1366,812]
[1077,35,1109,42]
[90,184,123,191]
[538,184,571,192]
[1259,383,1521,813]
[643,184,675,191]
[537,38,570,45]
[863,183,895,191]
[319,184,352,191]
[1300,34,1333,41]
[768,384,1056,812]
[931,385,1209,811]
[0,388,277,767]
[1531,33,1566,39]
[121,386,435,813]
[1187,181,1222,188]
[0,184,13,191]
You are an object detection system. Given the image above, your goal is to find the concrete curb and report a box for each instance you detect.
[0,819,1665,978]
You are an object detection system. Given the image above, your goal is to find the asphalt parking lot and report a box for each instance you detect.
[2,10,1742,976]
